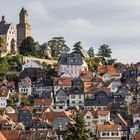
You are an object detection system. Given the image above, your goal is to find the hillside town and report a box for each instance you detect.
[0,7,140,140]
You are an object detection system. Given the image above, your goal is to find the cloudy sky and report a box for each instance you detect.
[0,0,140,63]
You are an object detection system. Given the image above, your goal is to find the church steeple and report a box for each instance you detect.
[0,15,6,24]
[2,15,5,21]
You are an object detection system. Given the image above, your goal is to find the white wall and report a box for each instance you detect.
[22,61,43,71]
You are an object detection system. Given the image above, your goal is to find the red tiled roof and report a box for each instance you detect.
[34,99,53,106]
[1,130,22,140]
[10,92,21,98]
[132,134,140,140]
[80,71,93,80]
[0,89,9,97]
[97,110,110,115]
[96,87,111,93]
[0,82,15,87]
[132,104,140,114]
[97,124,121,131]
[41,111,73,123]
[53,77,71,86]
[21,77,32,86]
[98,65,119,76]
[0,132,6,140]
[19,106,34,111]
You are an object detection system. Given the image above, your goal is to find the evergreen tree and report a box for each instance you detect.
[66,111,89,140]
[73,41,83,53]
[98,44,112,58]
[87,47,94,58]
[47,37,70,57]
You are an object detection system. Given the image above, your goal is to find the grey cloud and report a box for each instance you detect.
[0,0,140,63]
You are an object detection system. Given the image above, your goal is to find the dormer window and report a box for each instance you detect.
[58,80,62,85]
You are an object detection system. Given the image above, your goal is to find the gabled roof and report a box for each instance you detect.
[56,88,68,96]
[19,106,33,111]
[41,111,73,123]
[98,65,120,76]
[80,71,93,81]
[54,77,71,86]
[20,68,46,82]
[20,76,32,86]
[69,87,84,95]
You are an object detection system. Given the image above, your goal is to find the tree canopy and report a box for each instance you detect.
[87,47,94,58]
[47,37,70,57]
[98,44,112,58]
[73,41,83,53]
[66,110,89,140]
[20,37,37,56]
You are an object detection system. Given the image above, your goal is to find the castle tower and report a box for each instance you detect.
[16,7,31,51]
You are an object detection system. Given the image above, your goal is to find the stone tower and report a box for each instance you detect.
[16,7,31,51]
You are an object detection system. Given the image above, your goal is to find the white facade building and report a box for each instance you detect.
[59,52,88,78]
[22,60,43,71]
[18,77,32,96]
[0,89,10,108]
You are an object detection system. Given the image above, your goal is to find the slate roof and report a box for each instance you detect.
[34,79,53,87]
[59,52,83,65]
[56,88,68,96]
[69,87,84,95]
[0,20,10,35]
[20,68,46,82]
[41,91,52,99]
[85,91,110,106]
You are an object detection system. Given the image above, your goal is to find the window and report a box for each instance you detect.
[71,95,75,99]
[79,101,82,104]
[79,95,81,99]
[87,116,90,119]
[72,101,75,104]
[59,106,63,109]
[102,133,106,136]
[58,80,62,85]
